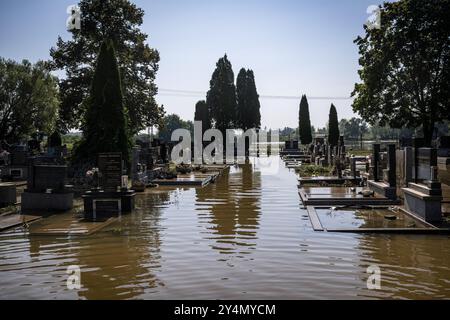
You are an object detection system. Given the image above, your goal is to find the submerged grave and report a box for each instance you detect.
[367,144,398,201]
[21,163,74,213]
[307,206,449,234]
[403,148,443,223]
[82,152,136,221]
[299,186,399,206]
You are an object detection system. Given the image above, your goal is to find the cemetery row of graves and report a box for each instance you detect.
[0,136,230,234]
[1,131,450,235]
[284,136,450,233]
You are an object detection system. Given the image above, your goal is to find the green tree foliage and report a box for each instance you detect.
[298,95,312,145]
[369,124,415,140]
[328,104,340,146]
[339,118,368,140]
[236,68,261,131]
[194,100,211,134]
[352,0,450,146]
[206,55,237,134]
[50,0,163,133]
[0,58,58,143]
[158,114,193,142]
[74,40,132,167]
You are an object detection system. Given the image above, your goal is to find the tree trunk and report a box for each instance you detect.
[422,120,434,147]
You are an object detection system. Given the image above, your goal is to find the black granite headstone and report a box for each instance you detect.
[373,144,380,182]
[285,141,291,150]
[439,136,450,149]
[28,165,67,193]
[98,153,123,192]
[10,149,27,166]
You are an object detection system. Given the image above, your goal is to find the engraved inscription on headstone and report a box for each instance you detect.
[98,153,123,192]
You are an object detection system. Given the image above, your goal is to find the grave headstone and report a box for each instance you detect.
[27,165,68,193]
[285,141,291,150]
[404,147,414,184]
[98,153,123,192]
[438,136,450,157]
[416,148,438,182]
[10,149,27,166]
[21,164,73,212]
[373,144,380,182]
[387,144,396,187]
[131,147,141,182]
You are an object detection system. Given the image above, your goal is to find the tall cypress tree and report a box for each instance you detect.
[328,103,340,146]
[194,100,211,134]
[236,68,248,130]
[75,39,132,167]
[246,70,261,130]
[206,55,237,134]
[236,68,261,131]
[298,95,312,145]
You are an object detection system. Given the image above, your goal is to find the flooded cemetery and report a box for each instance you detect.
[1,136,450,299]
[1,0,450,301]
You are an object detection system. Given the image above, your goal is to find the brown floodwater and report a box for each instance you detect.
[0,156,449,300]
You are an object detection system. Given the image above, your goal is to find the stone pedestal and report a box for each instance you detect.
[3,166,28,181]
[403,182,443,223]
[368,180,397,200]
[82,190,136,220]
[0,183,17,207]
[21,191,74,212]
[21,164,74,213]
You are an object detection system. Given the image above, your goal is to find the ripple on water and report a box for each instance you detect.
[1,157,449,299]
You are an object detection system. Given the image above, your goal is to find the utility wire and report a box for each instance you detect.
[158,88,353,100]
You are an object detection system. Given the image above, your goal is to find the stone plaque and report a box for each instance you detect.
[93,199,121,219]
[98,153,123,192]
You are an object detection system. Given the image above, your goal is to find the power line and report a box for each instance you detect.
[158,88,353,100]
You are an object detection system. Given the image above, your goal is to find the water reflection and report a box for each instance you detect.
[26,190,169,300]
[1,156,450,299]
[196,161,261,256]
[357,234,450,299]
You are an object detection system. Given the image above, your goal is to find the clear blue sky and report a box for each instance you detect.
[0,0,385,129]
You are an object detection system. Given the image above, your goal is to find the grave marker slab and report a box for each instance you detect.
[98,153,123,192]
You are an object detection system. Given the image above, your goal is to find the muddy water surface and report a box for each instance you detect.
[0,157,449,299]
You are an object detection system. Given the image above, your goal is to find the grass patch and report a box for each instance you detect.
[348,150,371,157]
[295,165,332,177]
